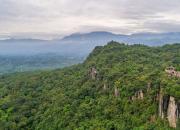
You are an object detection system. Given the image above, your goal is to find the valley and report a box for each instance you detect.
[0,54,84,75]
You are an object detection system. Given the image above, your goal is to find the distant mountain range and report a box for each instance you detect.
[0,31,180,56]
[61,31,180,46]
[0,31,180,74]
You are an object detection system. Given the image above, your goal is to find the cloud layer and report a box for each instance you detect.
[1,0,180,39]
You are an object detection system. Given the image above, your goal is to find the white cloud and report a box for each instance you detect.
[0,0,180,39]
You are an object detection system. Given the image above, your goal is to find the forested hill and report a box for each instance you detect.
[0,42,180,130]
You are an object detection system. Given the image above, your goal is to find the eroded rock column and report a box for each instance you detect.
[167,96,177,128]
[158,88,164,119]
[90,67,97,80]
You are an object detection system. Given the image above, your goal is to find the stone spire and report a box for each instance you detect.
[158,87,164,119]
[89,67,98,80]
[167,96,177,128]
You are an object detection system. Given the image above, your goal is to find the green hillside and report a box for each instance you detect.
[0,42,179,130]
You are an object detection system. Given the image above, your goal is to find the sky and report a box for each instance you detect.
[1,0,180,39]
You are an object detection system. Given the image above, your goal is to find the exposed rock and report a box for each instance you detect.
[176,72,180,77]
[167,96,177,128]
[139,90,144,99]
[163,96,169,114]
[165,66,180,78]
[147,82,151,92]
[177,101,180,119]
[131,90,144,100]
[89,67,98,80]
[158,87,164,119]
[135,90,144,99]
[157,90,179,128]
[114,87,119,97]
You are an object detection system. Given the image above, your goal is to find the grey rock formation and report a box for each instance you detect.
[135,90,144,99]
[167,96,177,128]
[147,82,151,92]
[89,67,98,80]
[158,88,164,119]
[157,88,179,128]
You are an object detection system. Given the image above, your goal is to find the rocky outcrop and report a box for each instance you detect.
[167,96,178,128]
[89,67,98,80]
[157,88,179,128]
[165,66,180,78]
[147,82,151,92]
[177,101,180,119]
[137,90,144,99]
[131,90,144,100]
[158,88,164,119]
[136,90,144,99]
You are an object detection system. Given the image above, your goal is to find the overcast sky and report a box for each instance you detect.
[1,0,180,39]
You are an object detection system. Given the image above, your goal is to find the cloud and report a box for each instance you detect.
[0,0,180,39]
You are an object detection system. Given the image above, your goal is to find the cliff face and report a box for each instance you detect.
[158,88,164,119]
[158,89,179,128]
[167,96,178,128]
[89,67,98,80]
[88,65,179,128]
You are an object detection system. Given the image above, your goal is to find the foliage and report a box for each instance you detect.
[0,42,179,130]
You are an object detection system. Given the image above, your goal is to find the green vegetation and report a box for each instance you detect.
[0,54,84,75]
[0,42,179,130]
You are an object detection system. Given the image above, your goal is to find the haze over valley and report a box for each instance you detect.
[1,31,180,74]
[1,31,180,56]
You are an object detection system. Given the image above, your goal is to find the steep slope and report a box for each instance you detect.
[0,42,179,130]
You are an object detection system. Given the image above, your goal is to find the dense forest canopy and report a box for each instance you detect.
[0,54,84,75]
[0,42,179,130]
